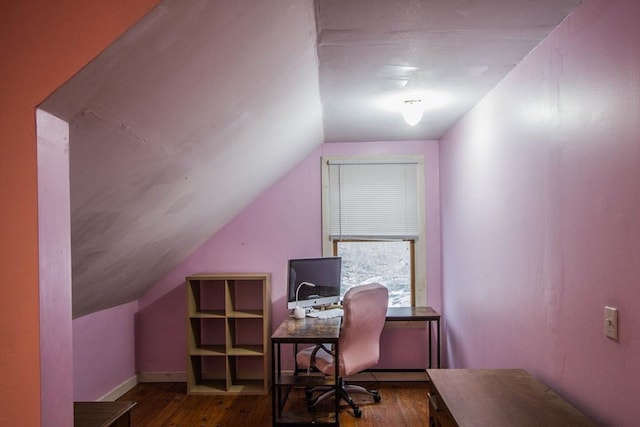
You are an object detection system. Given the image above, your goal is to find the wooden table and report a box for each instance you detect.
[271,316,342,426]
[74,401,136,427]
[426,369,597,427]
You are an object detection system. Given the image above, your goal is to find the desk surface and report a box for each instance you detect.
[386,306,440,320]
[427,369,597,427]
[272,306,440,340]
[271,316,341,343]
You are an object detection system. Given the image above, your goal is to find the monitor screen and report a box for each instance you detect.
[287,257,342,310]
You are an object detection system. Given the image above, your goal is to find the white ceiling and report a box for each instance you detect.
[317,0,581,141]
[40,0,580,318]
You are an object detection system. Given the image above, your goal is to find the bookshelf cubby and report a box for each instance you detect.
[186,273,270,395]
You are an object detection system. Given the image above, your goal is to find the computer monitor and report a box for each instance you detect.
[287,257,342,310]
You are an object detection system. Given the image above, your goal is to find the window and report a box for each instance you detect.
[335,240,414,306]
[321,156,426,307]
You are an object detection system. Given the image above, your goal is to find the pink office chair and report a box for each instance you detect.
[296,283,388,418]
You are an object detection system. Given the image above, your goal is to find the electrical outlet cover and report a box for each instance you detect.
[604,306,618,341]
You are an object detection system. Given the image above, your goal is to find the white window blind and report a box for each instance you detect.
[327,161,419,240]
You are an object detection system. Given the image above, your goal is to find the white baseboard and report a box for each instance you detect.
[99,375,138,401]
[283,370,428,382]
[348,371,429,382]
[138,371,187,383]
[135,370,425,386]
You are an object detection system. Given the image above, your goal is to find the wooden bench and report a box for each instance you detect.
[74,401,136,427]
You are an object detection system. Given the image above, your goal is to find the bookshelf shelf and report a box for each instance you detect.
[186,273,270,395]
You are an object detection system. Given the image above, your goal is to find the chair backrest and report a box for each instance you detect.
[338,283,388,376]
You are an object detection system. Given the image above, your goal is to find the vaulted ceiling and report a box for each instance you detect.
[40,0,580,318]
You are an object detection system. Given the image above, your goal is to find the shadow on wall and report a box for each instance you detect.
[444,323,466,369]
[136,284,187,376]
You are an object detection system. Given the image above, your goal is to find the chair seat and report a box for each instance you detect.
[297,345,340,376]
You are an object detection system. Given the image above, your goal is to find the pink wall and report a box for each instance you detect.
[137,140,441,373]
[73,302,138,401]
[439,0,639,425]
[0,1,158,425]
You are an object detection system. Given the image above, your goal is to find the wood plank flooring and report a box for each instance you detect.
[118,381,430,426]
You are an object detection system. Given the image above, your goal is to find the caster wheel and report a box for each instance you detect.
[373,392,381,403]
[354,407,362,418]
[305,390,313,400]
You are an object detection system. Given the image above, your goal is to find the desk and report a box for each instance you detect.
[427,369,597,427]
[270,307,441,426]
[271,316,342,426]
[385,306,440,369]
[74,401,136,427]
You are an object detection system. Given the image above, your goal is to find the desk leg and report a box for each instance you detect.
[436,319,440,368]
[272,341,289,422]
[334,341,340,426]
[428,320,433,369]
[271,340,277,425]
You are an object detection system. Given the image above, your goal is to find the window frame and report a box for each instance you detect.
[321,155,427,307]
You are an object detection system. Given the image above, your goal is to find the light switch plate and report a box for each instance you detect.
[604,306,618,340]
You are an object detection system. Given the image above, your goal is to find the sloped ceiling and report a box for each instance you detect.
[41,0,324,318]
[40,0,580,318]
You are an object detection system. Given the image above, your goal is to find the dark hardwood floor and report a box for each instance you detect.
[118,381,430,426]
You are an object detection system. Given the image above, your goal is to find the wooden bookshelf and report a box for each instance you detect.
[186,273,270,395]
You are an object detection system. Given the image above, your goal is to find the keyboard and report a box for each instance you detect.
[307,308,343,319]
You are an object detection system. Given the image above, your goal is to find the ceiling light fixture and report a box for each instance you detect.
[402,99,423,126]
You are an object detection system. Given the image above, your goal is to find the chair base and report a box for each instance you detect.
[306,379,381,418]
